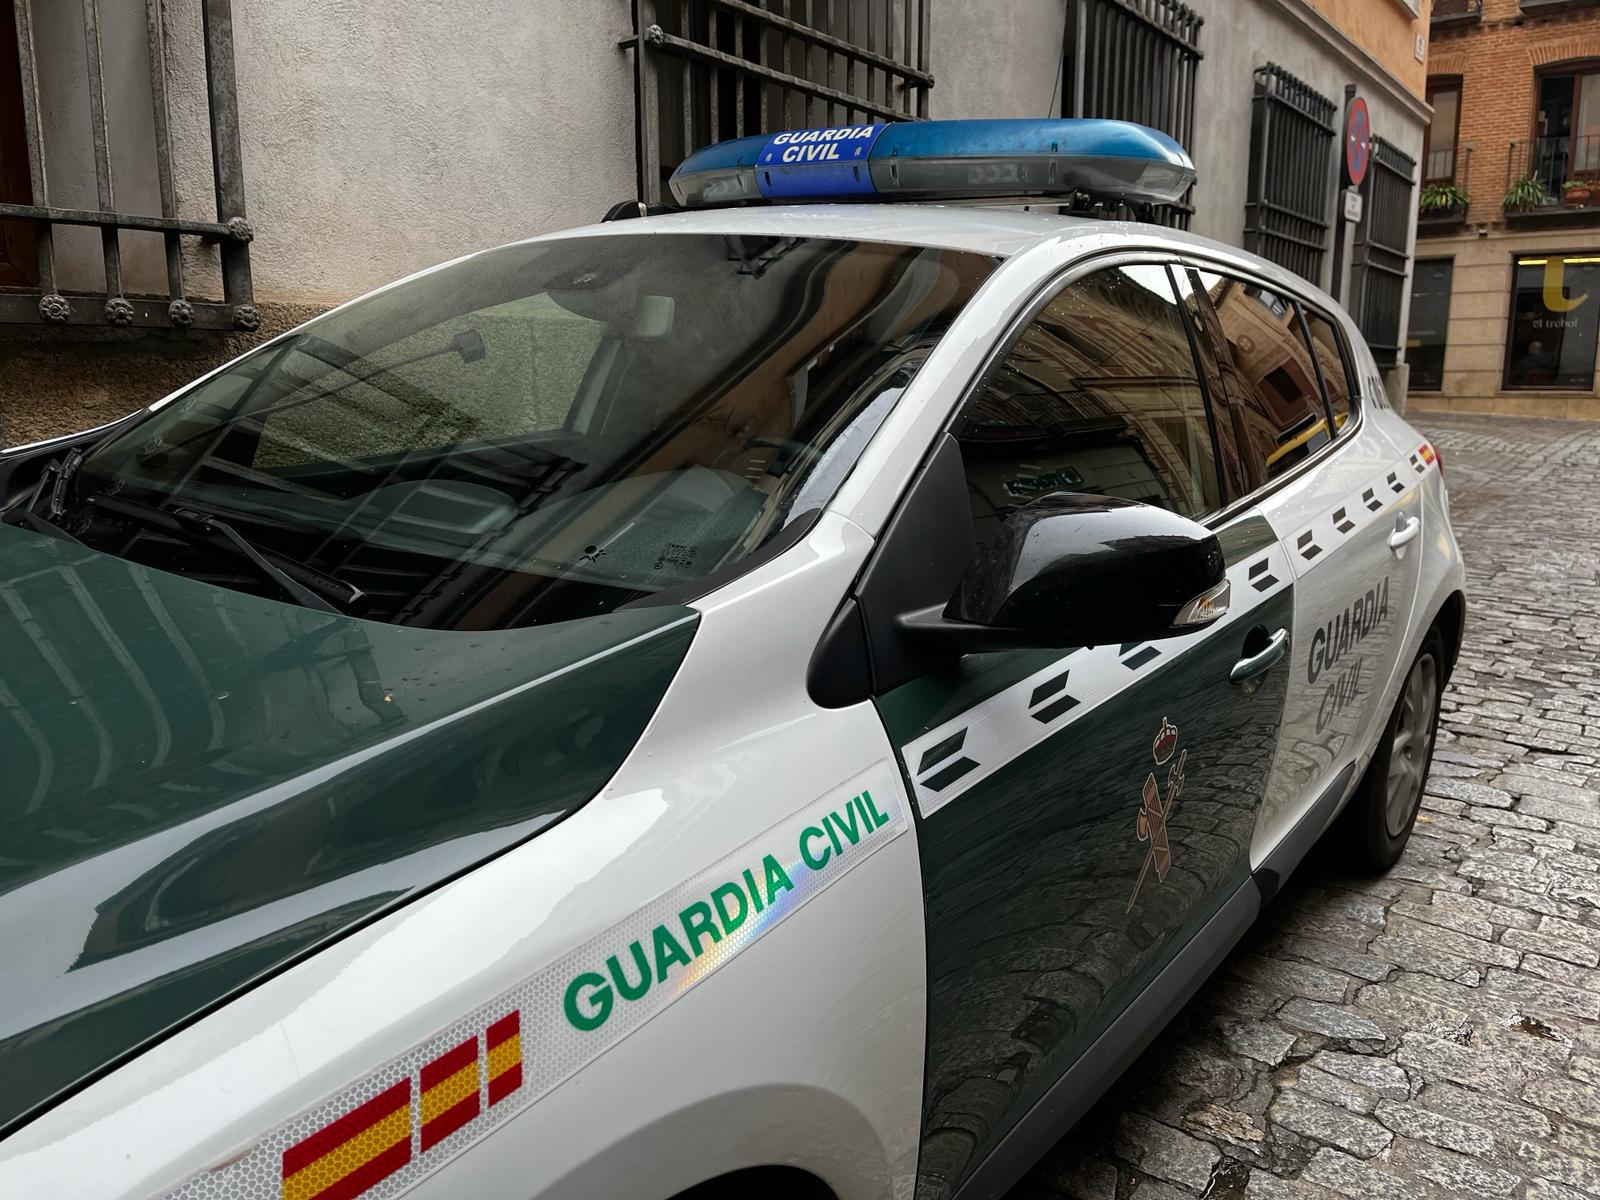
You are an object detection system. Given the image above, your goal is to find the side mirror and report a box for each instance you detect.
[899,493,1228,652]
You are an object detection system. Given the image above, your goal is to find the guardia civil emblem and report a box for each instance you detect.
[1128,717,1185,911]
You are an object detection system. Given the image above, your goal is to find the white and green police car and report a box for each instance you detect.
[0,119,1463,1200]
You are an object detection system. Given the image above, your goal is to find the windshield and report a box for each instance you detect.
[60,233,997,630]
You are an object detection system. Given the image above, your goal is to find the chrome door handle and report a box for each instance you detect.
[1230,628,1289,684]
[1388,516,1421,550]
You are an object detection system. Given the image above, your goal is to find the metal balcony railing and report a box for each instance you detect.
[1505,133,1600,213]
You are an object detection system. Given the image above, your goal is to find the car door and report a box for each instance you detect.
[1183,269,1426,863]
[864,260,1294,1199]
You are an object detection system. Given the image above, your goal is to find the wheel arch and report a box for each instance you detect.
[669,1165,839,1200]
[1431,589,1466,679]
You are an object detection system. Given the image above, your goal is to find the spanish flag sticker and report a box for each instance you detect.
[486,1010,522,1106]
[280,1079,411,1200]
[419,1036,481,1151]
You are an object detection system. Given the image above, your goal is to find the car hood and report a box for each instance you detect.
[0,524,697,1134]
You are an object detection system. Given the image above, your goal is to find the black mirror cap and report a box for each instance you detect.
[947,493,1226,647]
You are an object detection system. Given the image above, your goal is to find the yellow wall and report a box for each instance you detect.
[1303,0,1431,100]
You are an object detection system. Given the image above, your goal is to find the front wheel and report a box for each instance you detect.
[1339,630,1444,870]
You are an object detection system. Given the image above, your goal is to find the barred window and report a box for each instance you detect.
[0,0,256,333]
[1350,137,1416,368]
[626,0,932,205]
[1243,63,1336,286]
[1061,0,1203,229]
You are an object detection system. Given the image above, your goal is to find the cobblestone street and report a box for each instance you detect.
[1017,413,1600,1200]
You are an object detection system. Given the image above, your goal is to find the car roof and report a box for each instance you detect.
[528,203,1350,319]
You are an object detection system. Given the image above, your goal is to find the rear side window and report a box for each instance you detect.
[1194,272,1330,489]
[1302,309,1355,437]
[957,263,1222,546]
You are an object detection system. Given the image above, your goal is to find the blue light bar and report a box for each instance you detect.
[668,118,1196,209]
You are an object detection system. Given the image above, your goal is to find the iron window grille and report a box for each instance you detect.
[1,0,254,333]
[1243,63,1336,286]
[623,0,932,205]
[1062,0,1203,229]
[1350,136,1416,367]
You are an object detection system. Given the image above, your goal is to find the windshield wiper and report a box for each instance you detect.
[1,449,88,546]
[87,494,362,615]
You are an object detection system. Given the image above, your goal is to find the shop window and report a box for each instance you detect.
[1406,259,1453,392]
[1503,254,1600,390]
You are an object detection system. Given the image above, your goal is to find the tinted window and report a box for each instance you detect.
[65,234,1000,631]
[1196,272,1330,489]
[958,264,1221,546]
[1303,309,1354,435]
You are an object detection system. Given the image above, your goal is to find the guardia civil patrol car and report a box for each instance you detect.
[0,119,1463,1200]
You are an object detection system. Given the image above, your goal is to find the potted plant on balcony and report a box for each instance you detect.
[1563,179,1593,207]
[1504,175,1550,213]
[1420,181,1470,216]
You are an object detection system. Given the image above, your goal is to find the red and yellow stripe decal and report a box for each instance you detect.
[280,1079,412,1200]
[419,1036,480,1151]
[486,1011,522,1106]
[274,1009,523,1200]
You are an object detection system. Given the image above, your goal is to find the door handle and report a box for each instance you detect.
[1388,516,1421,551]
[1230,628,1289,684]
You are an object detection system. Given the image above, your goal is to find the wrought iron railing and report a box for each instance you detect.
[1351,136,1415,366]
[624,0,933,205]
[1243,63,1337,285]
[1505,133,1600,213]
[1063,0,1203,229]
[2,0,255,332]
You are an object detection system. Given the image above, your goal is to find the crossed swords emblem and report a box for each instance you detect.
[1128,717,1185,911]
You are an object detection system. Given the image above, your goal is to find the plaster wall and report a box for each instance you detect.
[31,0,640,305]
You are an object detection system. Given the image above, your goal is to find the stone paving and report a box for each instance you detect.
[1013,413,1600,1200]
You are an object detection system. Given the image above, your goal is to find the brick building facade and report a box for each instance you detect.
[1407,0,1600,418]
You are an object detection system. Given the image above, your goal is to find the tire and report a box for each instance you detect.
[1339,628,1445,871]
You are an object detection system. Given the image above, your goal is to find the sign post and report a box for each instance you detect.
[1332,89,1370,304]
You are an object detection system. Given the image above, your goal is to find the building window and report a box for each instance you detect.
[0,8,36,288]
[1423,79,1461,184]
[0,0,255,331]
[1406,259,1453,392]
[1244,64,1337,287]
[1351,137,1417,368]
[1503,254,1600,390]
[1062,0,1203,229]
[626,0,932,205]
[1534,64,1600,188]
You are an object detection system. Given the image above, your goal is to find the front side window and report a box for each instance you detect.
[1195,272,1330,489]
[957,263,1221,547]
[58,234,999,630]
[1504,253,1600,390]
[1407,259,1454,392]
[1303,309,1355,434]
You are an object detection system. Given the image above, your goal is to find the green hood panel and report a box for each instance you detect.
[0,525,697,1134]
